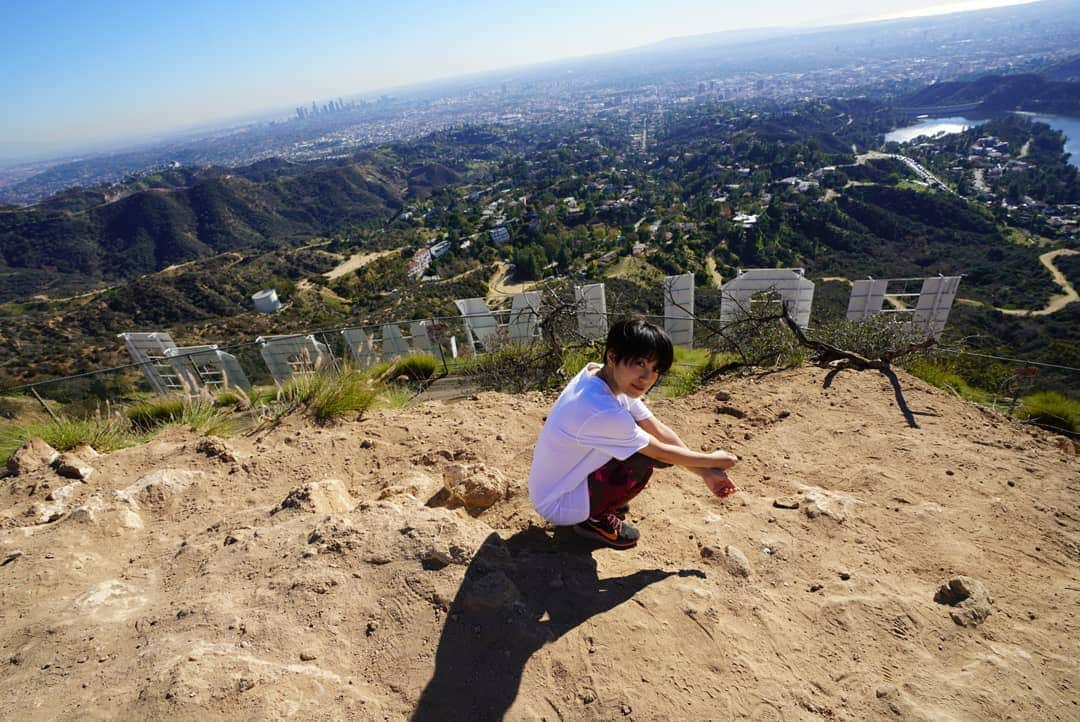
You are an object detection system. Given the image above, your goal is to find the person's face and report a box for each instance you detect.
[606,351,661,398]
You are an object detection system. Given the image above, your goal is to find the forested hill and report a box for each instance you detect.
[0,153,447,303]
[901,74,1080,114]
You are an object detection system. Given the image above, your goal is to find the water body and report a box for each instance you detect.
[885,117,985,144]
[886,114,1080,168]
[1014,113,1080,168]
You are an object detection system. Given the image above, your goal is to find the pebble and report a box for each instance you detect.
[300,652,317,661]
[809,583,823,592]
[839,572,851,581]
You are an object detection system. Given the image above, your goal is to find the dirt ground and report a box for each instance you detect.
[1,366,1077,721]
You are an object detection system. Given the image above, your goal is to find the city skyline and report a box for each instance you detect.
[0,0,1041,163]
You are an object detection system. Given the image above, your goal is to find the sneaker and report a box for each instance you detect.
[574,513,640,549]
[613,503,630,519]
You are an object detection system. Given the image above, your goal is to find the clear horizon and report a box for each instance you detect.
[0,0,1042,164]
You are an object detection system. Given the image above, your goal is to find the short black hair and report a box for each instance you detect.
[604,316,674,374]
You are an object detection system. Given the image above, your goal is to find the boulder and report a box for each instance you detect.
[196,437,240,463]
[115,469,204,510]
[272,479,355,516]
[54,453,94,481]
[443,463,508,512]
[800,485,862,523]
[71,443,100,460]
[6,438,59,476]
[934,576,993,627]
[723,545,752,578]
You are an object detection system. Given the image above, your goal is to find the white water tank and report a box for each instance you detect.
[252,289,281,314]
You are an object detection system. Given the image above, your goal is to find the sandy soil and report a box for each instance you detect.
[325,249,402,280]
[487,262,533,302]
[1,366,1077,721]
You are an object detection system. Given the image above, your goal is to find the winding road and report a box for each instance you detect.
[995,248,1079,316]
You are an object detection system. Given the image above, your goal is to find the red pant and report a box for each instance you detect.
[586,453,669,517]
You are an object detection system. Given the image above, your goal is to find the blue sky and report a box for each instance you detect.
[0,0,1037,162]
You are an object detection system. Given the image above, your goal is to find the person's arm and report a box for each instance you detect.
[638,416,738,497]
[637,416,737,470]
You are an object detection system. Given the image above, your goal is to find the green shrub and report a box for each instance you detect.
[660,348,738,398]
[389,354,440,381]
[127,396,237,436]
[559,341,604,378]
[459,342,563,393]
[213,391,242,408]
[127,397,187,430]
[906,358,992,404]
[812,315,930,361]
[1019,391,1080,434]
[1,413,138,461]
[278,370,379,422]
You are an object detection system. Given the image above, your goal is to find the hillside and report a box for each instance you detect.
[0,154,412,303]
[900,74,1080,114]
[1,367,1076,720]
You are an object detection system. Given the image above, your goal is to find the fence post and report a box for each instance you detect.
[30,387,61,424]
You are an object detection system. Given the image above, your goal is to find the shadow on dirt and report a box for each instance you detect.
[412,527,703,721]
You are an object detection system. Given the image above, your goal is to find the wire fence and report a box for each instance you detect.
[1,303,1076,434]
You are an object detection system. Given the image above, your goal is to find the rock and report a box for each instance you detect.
[115,469,204,510]
[443,463,508,512]
[1,550,24,565]
[934,576,992,627]
[800,486,862,523]
[68,495,144,530]
[377,472,442,504]
[195,437,239,463]
[6,438,59,476]
[772,497,800,510]
[299,652,317,661]
[777,409,791,419]
[723,545,752,578]
[714,390,732,401]
[272,479,355,516]
[459,570,522,613]
[715,405,745,419]
[71,444,99,460]
[1054,436,1077,454]
[54,453,94,481]
[421,546,453,570]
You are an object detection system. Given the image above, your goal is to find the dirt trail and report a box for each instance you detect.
[997,248,1079,316]
[705,252,723,287]
[324,248,401,280]
[486,261,532,301]
[1,367,1077,720]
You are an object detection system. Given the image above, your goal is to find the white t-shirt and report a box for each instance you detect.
[528,363,653,525]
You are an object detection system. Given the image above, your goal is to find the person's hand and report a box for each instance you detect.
[706,450,738,470]
[702,468,737,497]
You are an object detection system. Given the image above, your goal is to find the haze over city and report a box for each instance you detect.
[1,0,1039,162]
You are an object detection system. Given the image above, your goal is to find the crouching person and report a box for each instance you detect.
[528,316,738,549]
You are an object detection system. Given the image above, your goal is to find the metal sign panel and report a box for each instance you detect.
[380,324,410,360]
[914,276,962,336]
[257,334,332,384]
[845,276,962,337]
[846,279,889,321]
[165,345,251,393]
[454,298,501,351]
[719,268,815,329]
[507,292,542,344]
[410,321,433,355]
[663,274,695,349]
[119,331,184,395]
[341,328,377,368]
[576,283,608,340]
